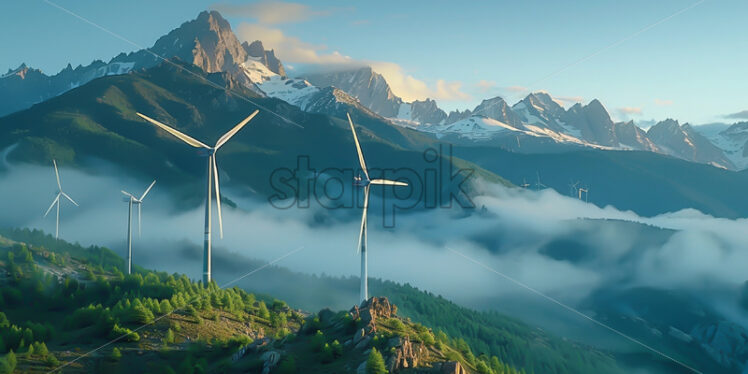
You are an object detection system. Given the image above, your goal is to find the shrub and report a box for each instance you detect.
[310,330,325,352]
[257,302,270,320]
[45,352,60,367]
[110,347,122,361]
[366,347,387,374]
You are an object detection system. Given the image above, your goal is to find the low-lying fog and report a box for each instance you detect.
[2,153,747,354]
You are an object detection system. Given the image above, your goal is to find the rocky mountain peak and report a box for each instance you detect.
[585,99,610,119]
[242,40,286,76]
[150,10,247,74]
[3,63,31,79]
[648,119,682,136]
[526,92,562,111]
[472,96,523,128]
[302,66,402,117]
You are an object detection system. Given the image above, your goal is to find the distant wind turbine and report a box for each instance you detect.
[348,113,408,305]
[569,181,580,197]
[121,180,156,275]
[535,172,547,191]
[44,160,78,239]
[136,110,259,284]
[578,186,589,202]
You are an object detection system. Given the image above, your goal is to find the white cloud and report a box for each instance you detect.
[654,98,674,106]
[369,61,469,102]
[476,80,496,93]
[236,24,353,65]
[553,95,584,106]
[617,107,643,116]
[505,85,528,93]
[237,24,470,103]
[211,1,330,25]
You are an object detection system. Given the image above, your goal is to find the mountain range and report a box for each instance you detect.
[5,10,748,220]
[4,10,747,171]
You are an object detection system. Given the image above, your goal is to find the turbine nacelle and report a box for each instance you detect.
[353,175,369,186]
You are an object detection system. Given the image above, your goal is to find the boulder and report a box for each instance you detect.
[349,297,398,335]
[385,336,427,372]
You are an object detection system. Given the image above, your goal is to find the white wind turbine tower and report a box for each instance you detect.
[44,160,78,239]
[136,110,259,284]
[121,180,156,274]
[347,113,408,305]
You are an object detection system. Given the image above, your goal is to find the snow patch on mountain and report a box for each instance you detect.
[257,76,320,110]
[240,58,277,83]
[422,116,517,140]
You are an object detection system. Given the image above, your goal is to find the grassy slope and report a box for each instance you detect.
[0,228,630,374]
[0,230,527,374]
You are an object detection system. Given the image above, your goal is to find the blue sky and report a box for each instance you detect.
[1,0,746,124]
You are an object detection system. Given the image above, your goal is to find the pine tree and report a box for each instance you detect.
[110,347,122,361]
[366,347,388,374]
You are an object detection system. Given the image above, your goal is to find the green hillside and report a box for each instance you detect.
[0,230,527,374]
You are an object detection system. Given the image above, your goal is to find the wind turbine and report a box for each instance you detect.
[568,181,580,197]
[347,113,408,305]
[535,172,547,191]
[121,180,156,274]
[136,110,259,284]
[578,186,589,202]
[44,160,78,239]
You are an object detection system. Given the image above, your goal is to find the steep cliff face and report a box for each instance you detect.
[243,40,286,77]
[303,67,403,117]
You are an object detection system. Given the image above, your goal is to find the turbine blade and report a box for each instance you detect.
[215,110,259,150]
[347,113,369,180]
[370,179,408,186]
[121,190,136,199]
[212,156,223,239]
[357,186,369,254]
[61,192,79,206]
[44,194,60,217]
[53,160,61,190]
[139,180,156,201]
[136,112,209,149]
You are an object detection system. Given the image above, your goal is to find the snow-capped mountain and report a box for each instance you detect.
[302,67,402,118]
[646,119,734,169]
[0,11,285,117]
[2,9,745,171]
[693,121,748,169]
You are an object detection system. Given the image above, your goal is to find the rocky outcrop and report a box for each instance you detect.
[260,350,282,374]
[243,40,286,76]
[386,336,428,372]
[350,296,398,334]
